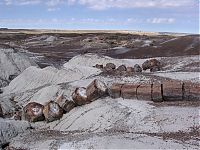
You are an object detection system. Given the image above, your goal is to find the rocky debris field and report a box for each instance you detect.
[0,30,199,149]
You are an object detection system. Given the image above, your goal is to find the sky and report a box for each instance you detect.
[0,0,199,33]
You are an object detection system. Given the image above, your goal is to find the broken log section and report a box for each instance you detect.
[109,81,200,101]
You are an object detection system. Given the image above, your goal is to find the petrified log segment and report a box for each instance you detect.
[56,94,76,113]
[95,64,103,69]
[86,79,108,102]
[162,81,183,101]
[108,83,123,98]
[23,102,45,122]
[183,82,200,101]
[72,87,89,106]
[137,84,152,100]
[121,84,139,99]
[0,103,3,118]
[43,101,63,122]
[152,83,163,102]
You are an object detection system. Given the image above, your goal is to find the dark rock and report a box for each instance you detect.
[116,65,127,72]
[150,66,160,72]
[105,63,116,70]
[142,59,161,71]
[134,64,142,72]
[95,64,103,69]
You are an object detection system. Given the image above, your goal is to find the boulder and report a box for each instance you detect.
[86,79,108,102]
[142,59,161,71]
[183,82,200,101]
[23,102,45,122]
[43,101,63,122]
[126,67,134,73]
[108,83,123,98]
[0,103,3,118]
[13,111,22,120]
[134,64,142,73]
[121,84,139,99]
[137,84,152,100]
[104,63,116,71]
[152,83,163,102]
[72,87,89,106]
[162,81,183,101]
[116,65,127,72]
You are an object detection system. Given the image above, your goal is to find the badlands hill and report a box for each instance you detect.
[0,30,199,149]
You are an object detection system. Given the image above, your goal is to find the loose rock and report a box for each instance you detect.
[105,63,116,70]
[142,59,161,71]
[134,64,142,72]
[43,101,63,122]
[116,65,127,72]
[126,67,134,73]
[23,102,45,122]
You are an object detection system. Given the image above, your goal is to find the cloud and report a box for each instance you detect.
[2,0,197,9]
[147,18,176,24]
[3,0,41,5]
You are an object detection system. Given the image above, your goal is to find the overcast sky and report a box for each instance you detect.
[0,0,199,33]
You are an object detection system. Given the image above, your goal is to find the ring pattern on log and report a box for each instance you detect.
[109,81,200,101]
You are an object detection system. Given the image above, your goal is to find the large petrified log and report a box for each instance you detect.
[43,101,63,122]
[72,87,89,106]
[108,83,123,98]
[23,102,45,122]
[162,81,183,101]
[152,83,163,102]
[121,84,139,99]
[86,79,108,102]
[137,84,152,100]
[183,82,200,101]
[109,81,200,102]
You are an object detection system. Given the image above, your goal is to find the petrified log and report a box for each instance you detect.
[23,102,45,122]
[0,103,3,118]
[121,84,139,99]
[183,82,200,101]
[134,64,142,73]
[43,101,63,122]
[86,79,108,102]
[72,87,89,106]
[108,83,123,98]
[56,94,76,113]
[137,84,152,100]
[150,66,160,72]
[152,83,163,102]
[162,81,183,101]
